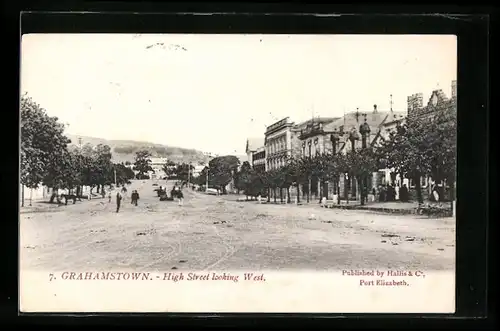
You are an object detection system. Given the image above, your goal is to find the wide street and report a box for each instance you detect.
[20,180,455,272]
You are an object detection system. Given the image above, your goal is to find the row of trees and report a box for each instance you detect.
[232,105,456,206]
[233,149,377,205]
[20,94,136,206]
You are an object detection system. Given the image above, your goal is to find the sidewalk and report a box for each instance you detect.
[20,193,106,214]
[325,201,419,214]
[234,194,453,216]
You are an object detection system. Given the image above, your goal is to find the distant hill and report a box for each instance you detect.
[65,134,211,165]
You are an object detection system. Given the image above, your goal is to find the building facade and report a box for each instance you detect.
[252,146,266,172]
[149,157,169,179]
[245,138,266,172]
[293,107,406,201]
[264,117,297,170]
[296,117,340,157]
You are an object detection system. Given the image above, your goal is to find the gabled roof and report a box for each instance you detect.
[246,137,265,153]
[330,111,406,132]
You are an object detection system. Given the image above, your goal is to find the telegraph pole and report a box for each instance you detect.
[205,168,209,191]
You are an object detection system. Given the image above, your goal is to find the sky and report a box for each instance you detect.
[21,34,457,156]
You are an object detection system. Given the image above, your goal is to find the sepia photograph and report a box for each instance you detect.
[20,33,456,313]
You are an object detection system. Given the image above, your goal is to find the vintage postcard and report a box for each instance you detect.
[19,34,456,313]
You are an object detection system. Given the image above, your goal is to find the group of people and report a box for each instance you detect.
[112,185,141,213]
[112,182,186,213]
[375,183,410,203]
[171,184,184,206]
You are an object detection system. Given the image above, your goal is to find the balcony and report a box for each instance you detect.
[299,123,324,140]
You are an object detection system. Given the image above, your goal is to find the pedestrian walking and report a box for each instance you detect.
[108,192,112,203]
[177,190,184,206]
[121,185,128,201]
[116,191,122,213]
[131,190,139,206]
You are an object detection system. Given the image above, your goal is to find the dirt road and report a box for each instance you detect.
[20,180,455,272]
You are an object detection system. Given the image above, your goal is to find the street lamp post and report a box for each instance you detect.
[205,154,213,192]
[348,128,360,204]
[330,129,341,204]
[205,167,209,191]
[359,117,371,205]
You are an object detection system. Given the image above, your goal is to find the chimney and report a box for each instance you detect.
[407,93,423,112]
[373,104,378,113]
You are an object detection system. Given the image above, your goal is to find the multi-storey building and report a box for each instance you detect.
[296,117,340,157]
[252,146,266,172]
[264,117,297,171]
[245,137,266,172]
[294,107,406,201]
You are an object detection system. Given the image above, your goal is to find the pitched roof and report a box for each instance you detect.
[330,111,407,132]
[294,117,340,130]
[246,137,265,152]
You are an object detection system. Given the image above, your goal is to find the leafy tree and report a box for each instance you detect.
[310,154,331,202]
[161,160,178,179]
[94,144,114,192]
[249,170,266,198]
[207,155,240,194]
[279,164,295,203]
[266,169,280,203]
[133,150,153,178]
[298,156,316,203]
[113,162,135,186]
[426,108,457,202]
[254,169,271,202]
[20,93,71,204]
[343,149,378,205]
[235,161,253,197]
[376,106,456,205]
[286,157,305,203]
[323,153,343,203]
[175,163,195,184]
[42,148,78,194]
